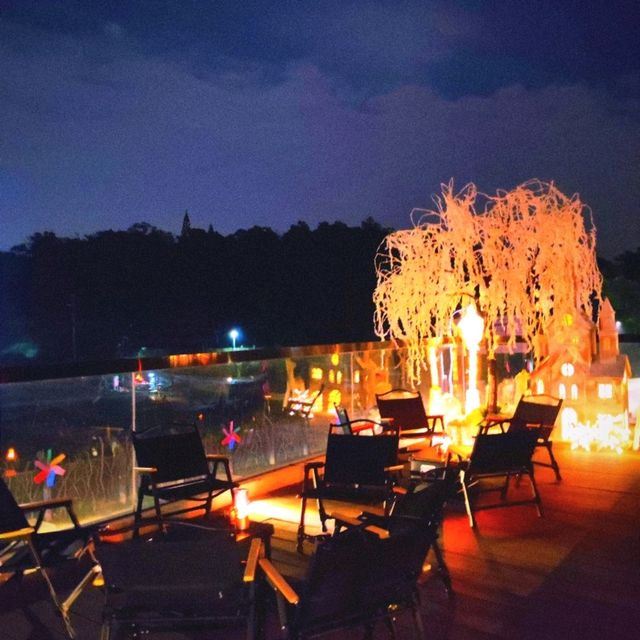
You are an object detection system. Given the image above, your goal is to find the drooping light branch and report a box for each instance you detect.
[373,180,602,386]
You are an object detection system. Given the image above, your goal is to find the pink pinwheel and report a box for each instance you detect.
[221,421,242,451]
[34,450,66,488]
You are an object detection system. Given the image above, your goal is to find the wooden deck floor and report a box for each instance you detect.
[2,443,640,639]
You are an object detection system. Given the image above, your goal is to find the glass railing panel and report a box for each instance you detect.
[0,372,135,526]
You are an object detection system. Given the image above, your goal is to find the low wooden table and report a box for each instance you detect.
[407,443,450,480]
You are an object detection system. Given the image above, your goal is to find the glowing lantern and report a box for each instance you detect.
[233,488,250,531]
[458,303,485,414]
[4,447,18,478]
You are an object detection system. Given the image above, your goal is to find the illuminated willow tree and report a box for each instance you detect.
[373,180,603,390]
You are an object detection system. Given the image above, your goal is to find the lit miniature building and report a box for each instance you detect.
[529,299,632,449]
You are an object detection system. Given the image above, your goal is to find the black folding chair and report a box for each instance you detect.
[95,520,263,639]
[450,429,543,528]
[0,476,98,638]
[261,523,432,639]
[297,429,402,551]
[481,394,563,480]
[332,476,456,596]
[133,422,237,535]
[375,388,446,439]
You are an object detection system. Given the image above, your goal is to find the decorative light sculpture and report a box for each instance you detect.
[374,180,602,392]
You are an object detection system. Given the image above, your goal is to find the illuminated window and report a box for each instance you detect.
[558,383,566,399]
[563,313,574,327]
[561,362,574,377]
[598,383,613,399]
[570,384,578,400]
[328,370,335,383]
[310,367,324,381]
[336,371,343,384]
[536,380,545,394]
[331,353,340,366]
[354,370,361,384]
[328,389,341,407]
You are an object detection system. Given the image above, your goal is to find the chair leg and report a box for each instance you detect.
[411,597,426,640]
[133,487,145,537]
[546,442,562,481]
[27,539,76,639]
[460,471,476,528]
[432,539,453,597]
[297,495,308,552]
[528,468,544,517]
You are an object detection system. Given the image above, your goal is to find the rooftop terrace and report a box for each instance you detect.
[2,442,639,639]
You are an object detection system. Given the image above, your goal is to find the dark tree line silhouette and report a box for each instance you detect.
[0,218,392,364]
[1,218,639,366]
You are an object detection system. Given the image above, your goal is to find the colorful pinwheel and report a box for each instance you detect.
[221,421,241,451]
[34,449,66,488]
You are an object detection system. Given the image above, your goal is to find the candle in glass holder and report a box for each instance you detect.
[233,488,250,530]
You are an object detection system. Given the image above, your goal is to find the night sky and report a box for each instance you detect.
[1,0,639,258]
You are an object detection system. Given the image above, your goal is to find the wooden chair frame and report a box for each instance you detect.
[133,422,236,535]
[375,388,446,438]
[1,477,98,639]
[297,429,402,552]
[482,394,563,480]
[450,429,543,528]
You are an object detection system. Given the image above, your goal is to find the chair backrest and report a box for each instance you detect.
[509,395,562,440]
[97,523,246,613]
[375,388,430,431]
[389,476,454,528]
[468,430,539,475]
[296,527,367,634]
[0,476,29,535]
[286,384,325,419]
[132,422,209,484]
[296,525,432,635]
[323,432,399,487]
[359,523,434,611]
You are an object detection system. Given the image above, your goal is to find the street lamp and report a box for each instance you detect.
[229,328,240,350]
[458,303,485,414]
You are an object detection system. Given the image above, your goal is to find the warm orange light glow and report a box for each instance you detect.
[565,413,630,454]
[233,488,250,530]
[311,367,323,380]
[6,447,17,462]
[331,353,340,367]
[598,383,613,399]
[328,389,341,407]
[561,362,575,377]
[374,180,602,387]
[458,303,485,414]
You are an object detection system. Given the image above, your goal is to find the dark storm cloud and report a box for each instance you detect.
[0,0,638,257]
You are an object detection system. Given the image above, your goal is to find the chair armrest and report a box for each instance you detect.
[20,496,81,530]
[400,428,430,437]
[329,512,390,539]
[0,526,34,541]
[205,454,229,462]
[19,496,73,512]
[384,464,406,473]
[244,538,262,583]
[259,558,299,605]
[133,466,158,474]
[304,461,325,471]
